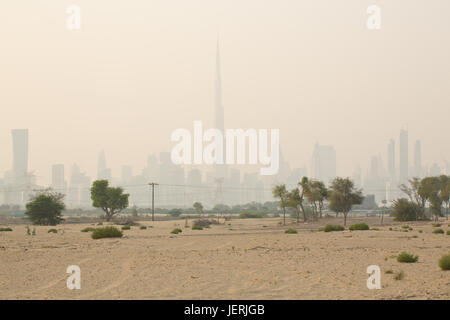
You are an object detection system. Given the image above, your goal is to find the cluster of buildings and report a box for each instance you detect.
[1,127,447,210]
[355,127,449,203]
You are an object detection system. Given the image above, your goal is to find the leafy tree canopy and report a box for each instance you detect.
[91,180,129,221]
[25,189,65,225]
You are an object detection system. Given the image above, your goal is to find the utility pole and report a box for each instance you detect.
[148,182,158,221]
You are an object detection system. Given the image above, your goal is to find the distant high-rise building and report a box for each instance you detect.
[352,165,362,189]
[364,155,386,203]
[97,150,111,180]
[399,128,408,184]
[414,140,422,178]
[11,129,30,205]
[11,129,28,183]
[144,154,159,181]
[311,143,336,184]
[51,164,66,191]
[68,164,91,208]
[214,38,227,180]
[387,139,395,182]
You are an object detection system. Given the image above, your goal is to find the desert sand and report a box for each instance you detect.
[0,216,449,300]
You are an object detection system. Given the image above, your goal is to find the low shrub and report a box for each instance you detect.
[432,223,441,227]
[171,228,182,234]
[385,270,394,274]
[323,224,345,232]
[193,219,218,228]
[349,223,369,231]
[169,208,182,217]
[438,254,450,270]
[81,227,96,232]
[285,229,298,234]
[121,225,131,230]
[401,225,409,229]
[433,229,444,234]
[116,219,139,226]
[192,225,203,230]
[447,230,450,235]
[239,212,265,219]
[48,229,58,233]
[394,270,405,280]
[0,227,13,232]
[140,226,147,230]
[91,226,123,239]
[397,252,418,263]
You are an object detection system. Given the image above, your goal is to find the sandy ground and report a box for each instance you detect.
[0,216,449,300]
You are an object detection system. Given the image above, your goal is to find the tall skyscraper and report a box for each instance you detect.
[11,129,29,205]
[387,139,395,182]
[399,128,409,184]
[311,143,336,184]
[214,38,227,180]
[414,140,422,178]
[364,154,386,202]
[97,150,111,180]
[68,164,91,208]
[352,165,362,189]
[51,164,66,191]
[11,129,29,183]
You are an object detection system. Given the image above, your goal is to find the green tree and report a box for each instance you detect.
[212,204,230,213]
[400,177,426,220]
[193,202,204,215]
[305,180,328,219]
[272,184,289,225]
[297,177,309,222]
[25,189,65,225]
[438,175,449,220]
[328,177,363,226]
[169,208,182,217]
[91,180,129,222]
[392,198,421,221]
[420,176,443,221]
[286,188,302,223]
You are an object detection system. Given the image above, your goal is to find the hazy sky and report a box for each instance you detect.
[1,0,449,185]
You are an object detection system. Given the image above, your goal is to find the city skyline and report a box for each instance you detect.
[1,1,449,189]
[0,125,448,208]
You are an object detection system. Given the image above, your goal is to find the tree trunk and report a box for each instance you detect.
[344,212,347,226]
[105,210,111,222]
[445,202,449,221]
[283,208,286,225]
[300,203,306,222]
